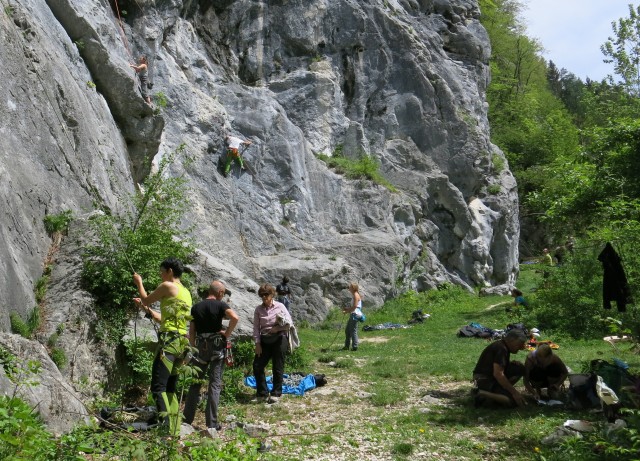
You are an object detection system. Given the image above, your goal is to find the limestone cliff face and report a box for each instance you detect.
[1,0,517,362]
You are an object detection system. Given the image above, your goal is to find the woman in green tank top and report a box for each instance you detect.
[133,257,192,434]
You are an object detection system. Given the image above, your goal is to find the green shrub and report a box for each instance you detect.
[9,307,40,339]
[316,149,397,192]
[220,367,246,405]
[392,442,414,456]
[154,92,168,108]
[10,312,31,338]
[492,153,506,173]
[230,339,255,370]
[533,246,607,338]
[0,346,18,381]
[49,347,67,369]
[334,358,355,369]
[488,184,501,194]
[285,345,310,369]
[123,338,155,387]
[43,210,72,235]
[81,144,195,342]
[27,306,41,335]
[34,275,49,304]
[0,396,56,460]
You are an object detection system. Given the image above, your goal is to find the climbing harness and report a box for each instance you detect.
[225,339,234,367]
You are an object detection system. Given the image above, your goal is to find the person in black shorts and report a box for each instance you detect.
[183,280,239,434]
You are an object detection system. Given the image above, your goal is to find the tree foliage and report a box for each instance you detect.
[602,4,640,96]
[82,145,195,342]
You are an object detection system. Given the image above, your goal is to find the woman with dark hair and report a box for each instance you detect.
[133,257,192,434]
[252,283,292,404]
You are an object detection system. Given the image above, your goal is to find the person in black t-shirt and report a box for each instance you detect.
[472,329,527,407]
[183,281,239,433]
[275,276,292,311]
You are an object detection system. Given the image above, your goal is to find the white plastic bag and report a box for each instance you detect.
[596,375,620,405]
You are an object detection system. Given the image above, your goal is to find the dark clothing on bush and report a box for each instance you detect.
[598,242,632,312]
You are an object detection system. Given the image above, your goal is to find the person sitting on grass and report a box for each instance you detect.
[472,329,528,408]
[506,288,528,312]
[524,344,568,401]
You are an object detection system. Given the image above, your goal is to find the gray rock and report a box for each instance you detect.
[0,333,91,435]
[1,0,520,398]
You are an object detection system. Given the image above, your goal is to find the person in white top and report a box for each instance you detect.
[224,135,252,177]
[342,282,363,351]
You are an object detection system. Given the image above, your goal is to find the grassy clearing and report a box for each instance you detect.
[219,281,638,460]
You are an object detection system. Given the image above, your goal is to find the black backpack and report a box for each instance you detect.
[567,373,600,409]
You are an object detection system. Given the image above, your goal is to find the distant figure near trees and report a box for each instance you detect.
[541,248,554,266]
[130,56,151,104]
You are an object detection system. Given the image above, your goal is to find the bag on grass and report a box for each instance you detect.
[567,373,600,409]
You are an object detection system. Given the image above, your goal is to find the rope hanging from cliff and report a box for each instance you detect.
[111,0,134,63]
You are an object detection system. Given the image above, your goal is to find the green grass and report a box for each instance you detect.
[315,151,397,192]
[9,271,638,460]
[223,282,640,460]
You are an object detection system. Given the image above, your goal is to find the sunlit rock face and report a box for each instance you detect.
[2,0,517,331]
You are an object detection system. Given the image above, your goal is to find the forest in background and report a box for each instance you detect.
[479,0,640,340]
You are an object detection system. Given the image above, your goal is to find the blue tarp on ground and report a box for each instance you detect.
[244,373,316,396]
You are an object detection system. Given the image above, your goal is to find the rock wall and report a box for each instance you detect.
[0,0,519,411]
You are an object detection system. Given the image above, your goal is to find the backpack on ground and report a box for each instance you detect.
[567,373,600,409]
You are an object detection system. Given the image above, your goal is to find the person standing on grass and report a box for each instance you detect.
[342,282,363,351]
[252,284,292,404]
[276,276,292,311]
[472,329,528,408]
[133,257,192,434]
[183,280,239,436]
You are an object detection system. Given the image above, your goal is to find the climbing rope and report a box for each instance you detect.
[111,0,134,63]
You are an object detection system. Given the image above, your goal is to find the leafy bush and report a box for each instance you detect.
[488,184,501,194]
[43,210,72,235]
[123,338,155,388]
[230,339,255,370]
[220,367,246,405]
[9,307,41,339]
[10,313,31,338]
[316,150,397,192]
[82,144,195,342]
[533,243,616,338]
[154,92,168,108]
[34,275,49,304]
[0,396,56,460]
[0,346,18,381]
[49,347,67,369]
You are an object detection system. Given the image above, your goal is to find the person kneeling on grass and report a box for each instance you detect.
[524,344,568,400]
[472,329,528,407]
